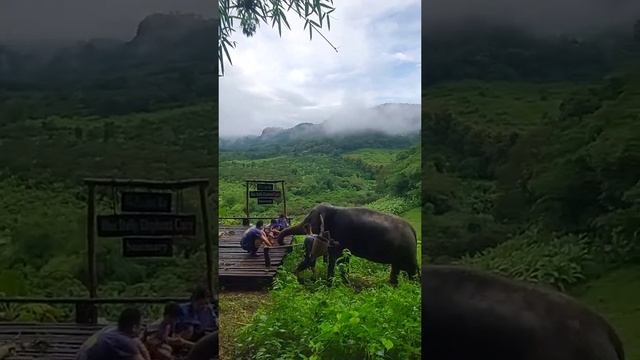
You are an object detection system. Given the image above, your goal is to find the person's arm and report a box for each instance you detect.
[134,338,151,360]
[167,335,195,348]
[260,231,272,246]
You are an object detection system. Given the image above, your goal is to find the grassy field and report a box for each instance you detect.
[573,266,640,360]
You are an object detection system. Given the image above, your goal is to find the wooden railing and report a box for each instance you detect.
[218,216,293,226]
[0,297,190,324]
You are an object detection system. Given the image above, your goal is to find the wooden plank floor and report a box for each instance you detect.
[0,323,204,359]
[0,323,104,360]
[219,225,294,286]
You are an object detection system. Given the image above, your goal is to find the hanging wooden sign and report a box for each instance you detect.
[249,190,281,198]
[97,214,196,237]
[257,198,274,204]
[121,192,172,213]
[256,183,274,191]
[122,237,173,257]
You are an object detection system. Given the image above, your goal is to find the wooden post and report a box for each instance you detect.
[87,184,97,299]
[281,181,287,218]
[76,302,97,324]
[86,184,98,324]
[199,183,215,297]
[245,181,250,224]
[264,247,271,268]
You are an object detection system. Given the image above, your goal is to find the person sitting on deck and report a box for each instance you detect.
[175,286,219,343]
[78,308,150,360]
[275,214,289,230]
[144,303,194,360]
[266,219,281,239]
[240,220,272,256]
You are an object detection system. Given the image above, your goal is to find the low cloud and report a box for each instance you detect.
[321,103,420,136]
[220,0,421,137]
[0,0,216,42]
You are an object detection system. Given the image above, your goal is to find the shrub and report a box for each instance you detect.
[234,274,421,359]
[458,229,591,291]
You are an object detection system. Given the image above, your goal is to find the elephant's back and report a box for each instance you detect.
[423,265,624,360]
[332,208,417,260]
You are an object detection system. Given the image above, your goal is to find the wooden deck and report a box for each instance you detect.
[0,322,103,360]
[219,225,294,287]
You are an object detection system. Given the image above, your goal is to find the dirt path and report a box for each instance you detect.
[218,291,272,360]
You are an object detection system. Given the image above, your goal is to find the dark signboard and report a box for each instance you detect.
[256,183,274,191]
[249,191,281,198]
[97,214,196,237]
[122,237,173,257]
[121,192,172,213]
[257,198,274,204]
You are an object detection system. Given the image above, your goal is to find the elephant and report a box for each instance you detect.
[422,265,625,360]
[276,203,419,285]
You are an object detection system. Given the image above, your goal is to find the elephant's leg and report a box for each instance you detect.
[390,264,400,286]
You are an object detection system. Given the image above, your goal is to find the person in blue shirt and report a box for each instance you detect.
[275,214,289,230]
[175,286,219,342]
[240,220,272,256]
[78,308,150,360]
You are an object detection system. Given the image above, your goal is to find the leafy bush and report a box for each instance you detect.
[366,196,415,216]
[234,274,421,359]
[458,229,591,291]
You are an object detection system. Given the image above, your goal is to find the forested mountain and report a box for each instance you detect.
[220,103,420,156]
[424,20,640,357]
[0,13,217,120]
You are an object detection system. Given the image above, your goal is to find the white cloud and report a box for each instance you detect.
[220,0,421,137]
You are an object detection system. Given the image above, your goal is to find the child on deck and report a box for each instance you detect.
[266,219,281,239]
[144,303,194,360]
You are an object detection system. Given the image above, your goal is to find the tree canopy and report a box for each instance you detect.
[218,0,336,75]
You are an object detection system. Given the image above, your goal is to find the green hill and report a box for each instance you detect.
[424,24,640,358]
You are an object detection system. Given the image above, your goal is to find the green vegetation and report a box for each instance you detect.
[0,103,217,321]
[425,24,640,358]
[0,13,217,322]
[220,137,421,359]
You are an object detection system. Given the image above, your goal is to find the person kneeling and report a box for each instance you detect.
[77,308,150,360]
[240,220,273,257]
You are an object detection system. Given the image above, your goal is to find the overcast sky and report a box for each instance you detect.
[219,0,421,138]
[0,0,216,42]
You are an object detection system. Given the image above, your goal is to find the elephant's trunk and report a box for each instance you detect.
[277,223,306,245]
